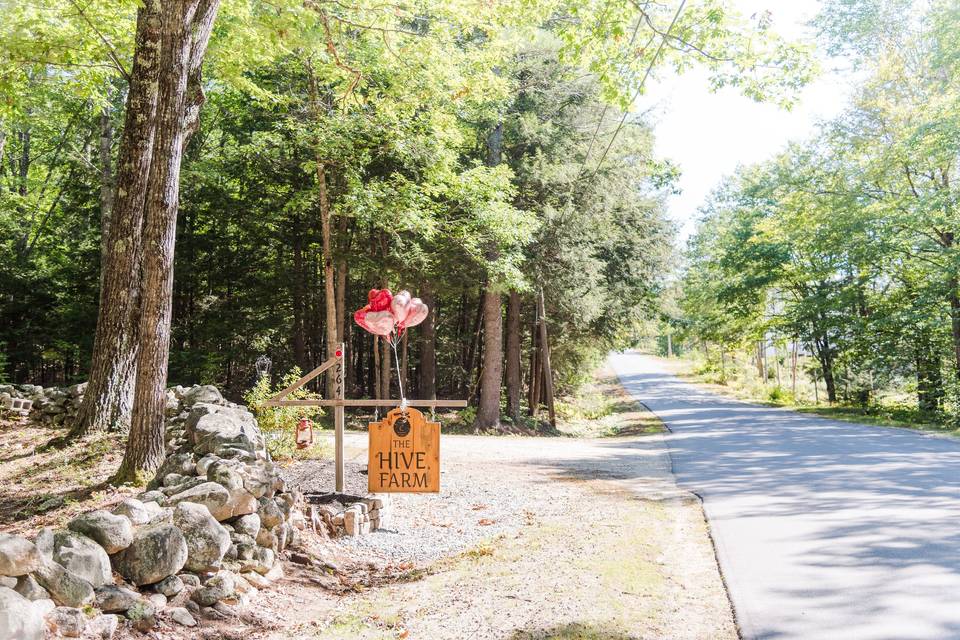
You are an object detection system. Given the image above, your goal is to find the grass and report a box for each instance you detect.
[663,353,960,438]
[555,367,665,438]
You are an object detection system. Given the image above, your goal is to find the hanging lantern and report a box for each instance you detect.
[295,418,314,449]
[255,355,272,380]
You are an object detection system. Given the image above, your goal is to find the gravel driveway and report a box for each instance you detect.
[273,428,737,639]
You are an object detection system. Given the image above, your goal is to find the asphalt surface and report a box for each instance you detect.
[609,352,960,640]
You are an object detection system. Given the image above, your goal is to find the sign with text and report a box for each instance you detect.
[368,407,440,493]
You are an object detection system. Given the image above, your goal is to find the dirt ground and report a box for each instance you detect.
[0,373,737,640]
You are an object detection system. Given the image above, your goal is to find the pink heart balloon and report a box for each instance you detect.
[364,310,396,336]
[391,290,412,325]
[402,299,428,328]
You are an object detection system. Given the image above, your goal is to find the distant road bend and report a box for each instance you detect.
[610,352,960,640]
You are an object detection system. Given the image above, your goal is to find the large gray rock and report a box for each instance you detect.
[111,498,166,526]
[51,531,112,587]
[111,524,187,586]
[232,513,261,539]
[95,585,141,613]
[154,575,183,597]
[14,575,49,601]
[165,482,231,520]
[0,587,46,640]
[0,534,41,577]
[186,408,263,457]
[208,461,258,519]
[67,510,133,554]
[190,571,235,606]
[46,606,85,638]
[33,559,95,608]
[181,385,223,407]
[257,496,284,529]
[173,502,231,572]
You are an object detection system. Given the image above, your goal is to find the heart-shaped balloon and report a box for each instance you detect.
[353,306,373,333]
[368,288,393,312]
[364,310,395,336]
[401,298,428,329]
[391,290,412,324]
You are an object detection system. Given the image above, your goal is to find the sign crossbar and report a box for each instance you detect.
[263,343,466,492]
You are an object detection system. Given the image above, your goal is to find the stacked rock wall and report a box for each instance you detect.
[0,384,306,639]
[0,383,86,425]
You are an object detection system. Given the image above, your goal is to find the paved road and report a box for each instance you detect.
[609,352,960,640]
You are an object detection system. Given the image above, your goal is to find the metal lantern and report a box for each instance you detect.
[295,418,314,449]
[255,354,272,380]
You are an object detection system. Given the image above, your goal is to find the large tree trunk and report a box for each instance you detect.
[536,289,556,427]
[115,0,220,484]
[505,290,521,422]
[419,285,437,400]
[474,286,503,430]
[66,4,164,442]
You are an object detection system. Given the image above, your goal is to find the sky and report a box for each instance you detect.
[639,0,856,243]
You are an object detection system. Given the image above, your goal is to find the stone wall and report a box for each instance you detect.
[0,384,306,639]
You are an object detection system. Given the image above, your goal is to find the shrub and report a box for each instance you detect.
[244,368,329,461]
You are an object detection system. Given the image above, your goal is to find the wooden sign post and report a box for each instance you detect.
[368,407,440,492]
[264,343,465,493]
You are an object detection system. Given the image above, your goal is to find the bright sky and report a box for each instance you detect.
[640,0,855,243]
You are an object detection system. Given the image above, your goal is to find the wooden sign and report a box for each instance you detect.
[368,407,440,493]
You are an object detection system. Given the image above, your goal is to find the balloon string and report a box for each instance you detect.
[391,333,406,409]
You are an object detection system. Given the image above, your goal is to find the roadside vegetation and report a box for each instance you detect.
[668,1,960,436]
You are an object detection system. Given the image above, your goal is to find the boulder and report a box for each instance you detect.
[232,513,261,538]
[111,498,166,526]
[0,587,45,640]
[181,385,223,407]
[14,575,49,601]
[169,606,197,627]
[190,571,235,606]
[0,576,15,588]
[95,585,141,613]
[154,574,183,597]
[173,502,231,572]
[178,573,201,588]
[86,614,119,640]
[136,490,167,505]
[125,599,157,632]
[0,534,41,576]
[186,409,262,457]
[257,497,284,529]
[111,523,187,586]
[165,482,231,520]
[67,510,133,554]
[45,606,85,638]
[33,558,95,607]
[51,531,112,587]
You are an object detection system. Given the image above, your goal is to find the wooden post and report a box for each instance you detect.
[334,343,345,493]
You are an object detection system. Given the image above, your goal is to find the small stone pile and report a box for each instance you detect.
[0,383,86,425]
[311,495,393,537]
[0,384,306,639]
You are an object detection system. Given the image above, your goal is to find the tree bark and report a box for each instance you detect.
[529,315,540,416]
[474,286,503,430]
[536,290,556,427]
[505,291,521,422]
[380,334,392,400]
[115,0,220,484]
[915,328,944,414]
[419,285,436,400]
[67,4,164,441]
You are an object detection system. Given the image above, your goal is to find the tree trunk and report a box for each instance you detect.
[115,0,220,484]
[306,63,339,399]
[98,103,115,281]
[474,286,503,430]
[419,285,436,400]
[505,291,521,422]
[373,335,381,399]
[536,290,556,427]
[949,281,960,379]
[791,340,798,397]
[528,316,540,416]
[66,4,164,442]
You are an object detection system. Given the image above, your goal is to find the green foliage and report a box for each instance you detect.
[243,369,327,461]
[679,0,960,420]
